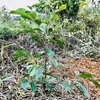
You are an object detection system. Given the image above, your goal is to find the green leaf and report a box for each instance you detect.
[23,74,29,78]
[74,81,90,98]
[46,76,56,82]
[28,66,36,76]
[46,48,58,69]
[90,79,100,88]
[49,59,58,69]
[80,1,88,8]
[79,73,94,79]
[61,81,71,91]
[29,12,37,19]
[46,48,55,58]
[41,77,48,84]
[35,19,41,25]
[13,50,30,59]
[10,8,33,20]
[21,79,29,89]
[47,84,54,91]
[31,34,41,40]
[10,8,26,14]
[32,53,46,58]
[17,58,28,64]
[10,8,37,20]
[26,65,34,70]
[31,33,42,43]
[67,0,73,7]
[49,38,64,47]
[59,4,67,10]
[36,39,42,44]
[32,27,42,32]
[30,81,37,92]
[18,29,34,34]
[27,5,32,10]
[48,28,53,34]
[19,28,42,34]
[51,13,59,20]
[56,4,67,12]
[34,66,43,80]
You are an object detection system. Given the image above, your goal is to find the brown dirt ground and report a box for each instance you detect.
[51,57,100,98]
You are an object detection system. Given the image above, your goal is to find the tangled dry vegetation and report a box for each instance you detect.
[0,35,100,100]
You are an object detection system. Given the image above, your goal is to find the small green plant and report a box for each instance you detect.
[12,47,92,98]
[9,7,94,98]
